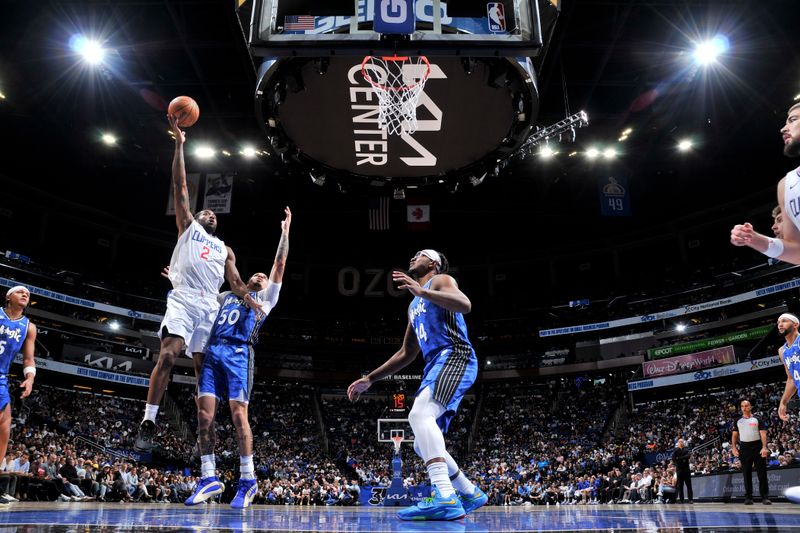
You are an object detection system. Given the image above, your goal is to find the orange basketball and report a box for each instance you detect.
[168,96,200,128]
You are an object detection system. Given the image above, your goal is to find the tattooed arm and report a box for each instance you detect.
[168,114,194,236]
[269,207,292,284]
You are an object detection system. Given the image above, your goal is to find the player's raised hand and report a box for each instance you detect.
[730,223,755,246]
[167,114,186,145]
[281,206,292,234]
[161,266,170,280]
[392,271,424,296]
[347,376,371,402]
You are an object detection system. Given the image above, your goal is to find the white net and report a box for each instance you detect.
[361,55,431,136]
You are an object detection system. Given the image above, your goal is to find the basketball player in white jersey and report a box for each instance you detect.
[730,103,800,259]
[135,114,257,452]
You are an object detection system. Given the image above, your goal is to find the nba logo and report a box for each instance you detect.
[487,2,506,33]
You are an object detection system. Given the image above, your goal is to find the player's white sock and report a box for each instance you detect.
[450,469,476,496]
[240,455,255,480]
[201,454,216,479]
[143,404,159,423]
[426,461,455,498]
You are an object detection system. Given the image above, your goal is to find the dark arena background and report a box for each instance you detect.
[2,0,800,531]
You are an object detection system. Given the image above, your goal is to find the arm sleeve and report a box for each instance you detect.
[731,420,739,433]
[257,281,282,312]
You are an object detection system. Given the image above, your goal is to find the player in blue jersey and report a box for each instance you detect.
[0,286,37,504]
[347,249,487,521]
[776,312,800,503]
[184,207,291,509]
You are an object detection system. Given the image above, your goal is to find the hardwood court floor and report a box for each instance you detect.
[1,501,800,532]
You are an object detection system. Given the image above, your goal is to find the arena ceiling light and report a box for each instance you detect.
[602,147,617,160]
[194,145,216,159]
[240,146,257,158]
[108,320,120,331]
[693,35,729,66]
[539,145,555,159]
[676,324,687,332]
[0,91,5,100]
[101,133,117,146]
[585,147,600,159]
[69,35,106,65]
[678,139,693,152]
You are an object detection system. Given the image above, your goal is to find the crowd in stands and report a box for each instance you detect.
[3,373,800,506]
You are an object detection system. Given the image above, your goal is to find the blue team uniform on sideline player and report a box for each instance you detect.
[783,335,800,391]
[0,307,31,410]
[410,278,478,433]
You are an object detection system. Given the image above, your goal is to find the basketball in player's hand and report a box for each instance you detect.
[168,96,200,128]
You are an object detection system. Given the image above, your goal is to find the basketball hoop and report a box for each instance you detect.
[391,435,404,455]
[361,55,431,136]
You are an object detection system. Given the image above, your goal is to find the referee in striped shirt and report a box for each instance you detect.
[731,400,771,505]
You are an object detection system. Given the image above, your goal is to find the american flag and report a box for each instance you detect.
[284,15,316,31]
[368,197,390,231]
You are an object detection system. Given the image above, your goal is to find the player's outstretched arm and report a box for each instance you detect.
[347,322,420,401]
[224,246,249,297]
[19,322,37,398]
[168,114,193,236]
[731,178,800,264]
[269,207,291,284]
[392,272,472,313]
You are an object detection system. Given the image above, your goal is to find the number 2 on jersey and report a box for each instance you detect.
[199,246,210,260]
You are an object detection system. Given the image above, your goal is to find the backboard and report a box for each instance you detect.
[246,0,556,57]
[378,418,415,443]
[241,0,563,188]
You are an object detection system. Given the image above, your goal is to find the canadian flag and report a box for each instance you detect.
[407,199,430,231]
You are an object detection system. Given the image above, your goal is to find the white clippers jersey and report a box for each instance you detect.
[168,219,228,292]
[785,166,800,233]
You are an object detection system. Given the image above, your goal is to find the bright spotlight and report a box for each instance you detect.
[0,91,6,100]
[539,145,555,159]
[101,133,117,146]
[794,94,800,102]
[241,146,257,158]
[109,320,120,331]
[71,35,106,65]
[678,139,693,152]
[603,147,617,160]
[586,148,600,159]
[693,35,729,66]
[676,324,687,332]
[194,146,215,159]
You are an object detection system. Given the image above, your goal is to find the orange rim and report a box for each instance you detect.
[361,55,431,91]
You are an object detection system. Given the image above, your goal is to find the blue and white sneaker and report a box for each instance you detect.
[184,476,225,506]
[230,479,258,509]
[397,487,466,521]
[458,486,488,514]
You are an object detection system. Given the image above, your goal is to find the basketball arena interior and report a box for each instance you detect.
[2,1,800,531]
